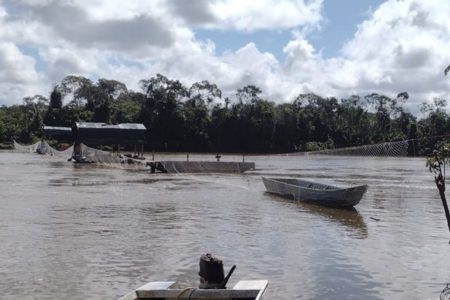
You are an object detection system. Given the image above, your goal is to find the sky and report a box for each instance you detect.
[0,0,450,115]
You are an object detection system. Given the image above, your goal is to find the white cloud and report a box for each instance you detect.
[224,43,279,87]
[84,0,166,21]
[334,0,450,111]
[162,0,324,31]
[0,43,47,105]
[209,0,323,31]
[262,0,450,113]
[167,0,216,25]
[41,47,101,82]
[0,43,38,83]
[0,0,450,116]
[10,1,175,51]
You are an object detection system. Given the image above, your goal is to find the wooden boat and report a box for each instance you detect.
[119,280,268,300]
[262,177,367,208]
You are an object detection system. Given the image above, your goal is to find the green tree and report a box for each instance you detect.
[209,103,233,152]
[21,95,48,141]
[49,86,63,109]
[90,79,129,123]
[180,80,223,151]
[226,86,275,152]
[0,105,29,142]
[236,85,262,104]
[111,91,144,124]
[427,143,450,237]
[58,75,94,123]
[44,86,64,126]
[188,80,222,108]
[60,75,94,108]
[139,74,188,150]
[272,103,299,152]
[418,98,449,155]
[292,93,338,149]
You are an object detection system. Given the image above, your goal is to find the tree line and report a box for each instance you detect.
[0,74,449,155]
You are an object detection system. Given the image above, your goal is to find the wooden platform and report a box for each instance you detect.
[119,280,268,300]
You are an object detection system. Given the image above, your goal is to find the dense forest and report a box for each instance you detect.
[0,74,449,155]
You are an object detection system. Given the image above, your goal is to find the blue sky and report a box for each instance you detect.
[195,29,292,61]
[314,0,386,57]
[196,0,386,60]
[0,0,449,115]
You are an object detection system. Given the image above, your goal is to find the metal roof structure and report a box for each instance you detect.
[74,122,146,130]
[43,126,73,138]
[72,122,146,145]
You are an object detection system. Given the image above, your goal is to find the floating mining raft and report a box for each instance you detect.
[146,161,255,174]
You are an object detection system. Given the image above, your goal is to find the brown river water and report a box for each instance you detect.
[1,151,450,299]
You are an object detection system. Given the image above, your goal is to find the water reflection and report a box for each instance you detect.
[47,176,181,187]
[266,193,368,238]
[307,243,382,299]
[48,161,68,168]
[3,153,450,299]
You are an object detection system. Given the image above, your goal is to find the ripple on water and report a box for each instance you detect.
[1,153,449,300]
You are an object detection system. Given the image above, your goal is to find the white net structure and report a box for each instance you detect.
[13,140,74,157]
[76,143,121,164]
[308,140,409,156]
[73,143,150,170]
[13,140,148,168]
[302,140,411,157]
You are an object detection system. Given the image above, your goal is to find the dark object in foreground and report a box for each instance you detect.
[198,253,235,289]
[118,253,267,299]
[262,177,367,208]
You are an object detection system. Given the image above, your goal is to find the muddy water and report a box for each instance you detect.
[0,152,449,299]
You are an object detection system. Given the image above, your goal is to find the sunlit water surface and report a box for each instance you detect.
[1,152,449,300]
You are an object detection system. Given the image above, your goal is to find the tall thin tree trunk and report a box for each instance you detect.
[435,173,450,234]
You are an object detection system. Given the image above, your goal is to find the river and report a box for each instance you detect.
[0,151,449,299]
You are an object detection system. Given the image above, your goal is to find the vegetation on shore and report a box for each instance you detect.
[0,74,449,154]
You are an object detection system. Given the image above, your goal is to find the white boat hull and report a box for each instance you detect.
[119,280,268,300]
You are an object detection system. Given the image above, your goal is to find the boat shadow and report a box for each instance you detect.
[265,192,368,239]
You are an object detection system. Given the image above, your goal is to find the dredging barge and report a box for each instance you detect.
[146,160,255,173]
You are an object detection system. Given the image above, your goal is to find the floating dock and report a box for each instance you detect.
[146,161,255,174]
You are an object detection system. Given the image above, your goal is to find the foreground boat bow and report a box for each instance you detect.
[119,280,268,300]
